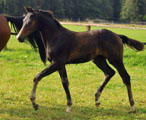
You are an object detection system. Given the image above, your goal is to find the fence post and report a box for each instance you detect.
[86,25,91,31]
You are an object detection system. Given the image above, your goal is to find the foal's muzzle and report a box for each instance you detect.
[16,35,25,42]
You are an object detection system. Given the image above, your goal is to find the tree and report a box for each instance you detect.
[41,0,65,18]
[112,0,122,20]
[97,0,113,19]
[0,0,5,13]
[120,0,144,22]
[69,0,101,20]
[63,0,74,18]
[0,0,145,22]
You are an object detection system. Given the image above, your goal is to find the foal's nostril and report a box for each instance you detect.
[16,36,24,42]
[19,38,24,42]
[16,35,24,42]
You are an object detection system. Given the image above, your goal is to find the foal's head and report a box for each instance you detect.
[16,7,54,42]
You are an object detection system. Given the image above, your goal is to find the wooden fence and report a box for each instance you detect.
[61,22,146,30]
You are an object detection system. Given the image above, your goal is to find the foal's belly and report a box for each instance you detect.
[67,49,100,64]
[67,56,93,64]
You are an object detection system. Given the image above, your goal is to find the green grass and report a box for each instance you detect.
[0,25,146,120]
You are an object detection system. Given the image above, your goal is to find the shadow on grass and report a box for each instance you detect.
[0,103,145,120]
[3,47,33,52]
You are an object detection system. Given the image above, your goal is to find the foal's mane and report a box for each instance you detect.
[36,9,62,29]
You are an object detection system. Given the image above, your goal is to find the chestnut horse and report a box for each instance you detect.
[0,14,26,52]
[0,15,11,51]
[16,7,144,113]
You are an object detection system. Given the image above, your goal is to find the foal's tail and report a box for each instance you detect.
[119,35,144,51]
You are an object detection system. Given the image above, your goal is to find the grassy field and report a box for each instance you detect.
[0,25,146,120]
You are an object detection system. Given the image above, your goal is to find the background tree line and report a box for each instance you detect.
[0,0,146,22]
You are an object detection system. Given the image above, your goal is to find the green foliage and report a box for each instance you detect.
[41,0,65,18]
[120,0,145,22]
[97,0,113,19]
[143,14,146,21]
[112,0,122,19]
[0,0,115,20]
[1,0,146,22]
[0,0,5,13]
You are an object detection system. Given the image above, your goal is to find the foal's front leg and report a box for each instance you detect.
[30,62,63,110]
[58,66,72,113]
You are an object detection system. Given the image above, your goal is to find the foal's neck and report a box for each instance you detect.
[39,14,61,32]
[39,15,66,40]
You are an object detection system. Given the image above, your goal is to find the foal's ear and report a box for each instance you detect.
[24,6,34,13]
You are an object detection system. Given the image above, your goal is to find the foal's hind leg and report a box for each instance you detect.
[93,56,115,107]
[58,66,72,113]
[109,60,136,113]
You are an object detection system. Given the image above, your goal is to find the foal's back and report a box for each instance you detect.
[67,29,123,63]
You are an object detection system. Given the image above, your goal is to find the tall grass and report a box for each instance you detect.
[0,25,146,120]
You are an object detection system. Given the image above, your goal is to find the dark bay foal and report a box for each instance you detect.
[16,7,144,113]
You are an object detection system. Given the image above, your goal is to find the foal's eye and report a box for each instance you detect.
[30,15,35,19]
[28,20,32,25]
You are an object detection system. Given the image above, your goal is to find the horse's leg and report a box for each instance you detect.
[109,59,136,113]
[30,62,63,110]
[93,56,115,107]
[58,66,72,113]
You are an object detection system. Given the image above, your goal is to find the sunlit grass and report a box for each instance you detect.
[0,25,146,119]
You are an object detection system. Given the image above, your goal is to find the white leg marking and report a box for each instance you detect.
[66,106,71,113]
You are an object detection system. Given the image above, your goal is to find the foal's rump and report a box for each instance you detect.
[95,29,144,51]
[92,29,144,53]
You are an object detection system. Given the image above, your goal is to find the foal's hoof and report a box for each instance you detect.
[129,110,136,114]
[129,107,136,114]
[95,101,100,107]
[66,106,71,113]
[33,104,38,110]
